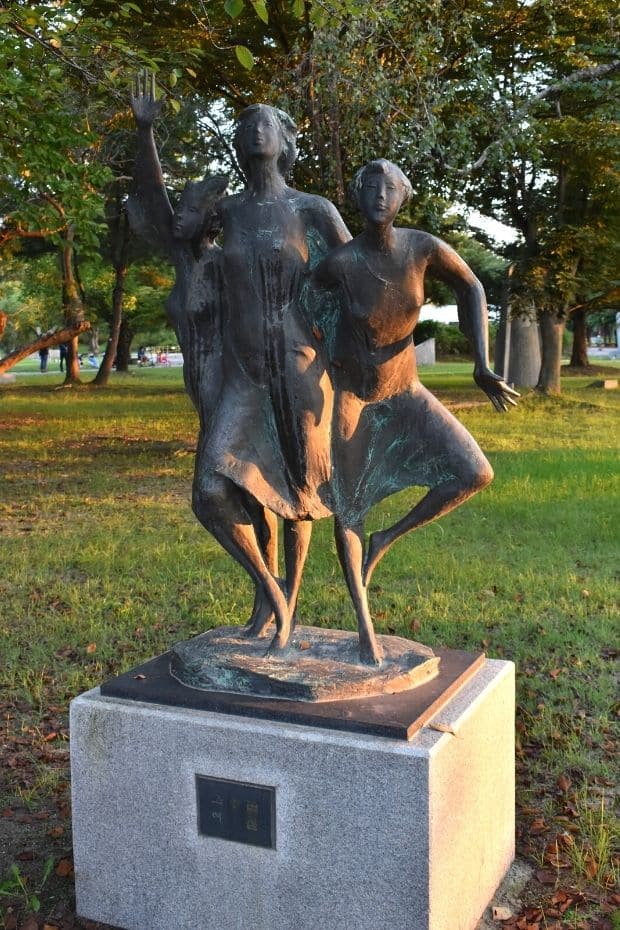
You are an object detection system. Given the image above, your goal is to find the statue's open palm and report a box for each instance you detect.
[130,70,163,127]
[474,365,520,412]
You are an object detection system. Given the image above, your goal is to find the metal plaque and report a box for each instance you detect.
[196,775,276,849]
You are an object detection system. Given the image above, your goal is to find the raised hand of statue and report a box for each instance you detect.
[130,70,164,128]
[473,364,520,412]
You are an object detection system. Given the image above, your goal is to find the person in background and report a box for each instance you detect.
[58,342,68,372]
[39,347,49,372]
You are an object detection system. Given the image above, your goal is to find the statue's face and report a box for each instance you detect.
[359,169,404,226]
[172,194,203,240]
[238,108,282,161]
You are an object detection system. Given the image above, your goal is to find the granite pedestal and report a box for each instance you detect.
[70,658,515,930]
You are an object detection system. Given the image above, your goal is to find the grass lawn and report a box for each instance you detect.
[0,364,618,930]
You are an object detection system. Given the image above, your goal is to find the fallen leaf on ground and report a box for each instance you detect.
[584,851,598,880]
[55,857,74,877]
[557,774,571,792]
[492,905,513,920]
[16,849,37,861]
[85,642,97,654]
[535,868,557,884]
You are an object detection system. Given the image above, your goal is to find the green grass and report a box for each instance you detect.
[1,364,618,889]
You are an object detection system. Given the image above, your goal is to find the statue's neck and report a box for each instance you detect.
[247,161,286,198]
[362,223,396,253]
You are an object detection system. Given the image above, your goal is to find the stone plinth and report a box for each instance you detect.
[70,659,515,930]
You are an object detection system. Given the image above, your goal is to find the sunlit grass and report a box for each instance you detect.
[1,366,618,865]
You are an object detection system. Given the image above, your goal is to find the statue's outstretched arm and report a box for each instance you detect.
[428,237,519,411]
[127,70,175,257]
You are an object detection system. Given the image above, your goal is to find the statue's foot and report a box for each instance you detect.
[362,529,390,587]
[242,602,274,639]
[265,631,292,658]
[359,635,384,667]
[290,607,300,633]
[242,615,274,638]
[242,578,289,639]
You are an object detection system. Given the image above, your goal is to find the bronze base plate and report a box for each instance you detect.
[100,645,485,741]
[170,625,440,702]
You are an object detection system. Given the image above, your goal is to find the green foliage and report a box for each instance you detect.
[0,856,54,913]
[414,320,471,357]
[235,44,255,70]
[1,0,617,392]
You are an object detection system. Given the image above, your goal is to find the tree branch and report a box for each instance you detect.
[0,223,67,248]
[0,322,91,375]
[440,60,620,177]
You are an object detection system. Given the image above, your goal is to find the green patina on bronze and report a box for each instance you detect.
[128,82,518,688]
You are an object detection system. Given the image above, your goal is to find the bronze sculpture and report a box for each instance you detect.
[129,80,517,679]
[314,159,518,664]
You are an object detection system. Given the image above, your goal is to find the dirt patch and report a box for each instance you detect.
[562,363,620,377]
[0,418,46,430]
[477,859,534,927]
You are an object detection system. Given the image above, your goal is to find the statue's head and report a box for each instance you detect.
[172,174,228,242]
[350,159,412,226]
[233,104,297,180]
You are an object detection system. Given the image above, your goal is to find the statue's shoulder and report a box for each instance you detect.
[218,192,245,213]
[291,189,340,217]
[396,227,438,257]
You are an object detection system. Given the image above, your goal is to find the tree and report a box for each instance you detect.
[449,0,620,393]
[0,4,114,381]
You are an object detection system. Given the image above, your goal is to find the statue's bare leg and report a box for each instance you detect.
[192,477,292,651]
[244,518,312,638]
[284,519,312,632]
[363,462,493,587]
[334,518,383,666]
[243,502,278,638]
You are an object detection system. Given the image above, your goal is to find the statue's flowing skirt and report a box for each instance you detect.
[198,319,334,522]
[331,382,489,526]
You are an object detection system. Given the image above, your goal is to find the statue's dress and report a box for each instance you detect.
[196,191,342,521]
[320,242,491,527]
[331,380,490,527]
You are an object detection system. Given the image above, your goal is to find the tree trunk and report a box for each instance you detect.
[90,327,100,355]
[115,317,134,372]
[0,322,90,375]
[494,264,514,379]
[569,308,589,367]
[328,73,345,205]
[60,226,86,386]
[0,310,7,340]
[93,211,130,387]
[536,310,565,394]
[508,311,541,387]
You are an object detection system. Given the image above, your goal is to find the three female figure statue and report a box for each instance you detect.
[129,76,517,667]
